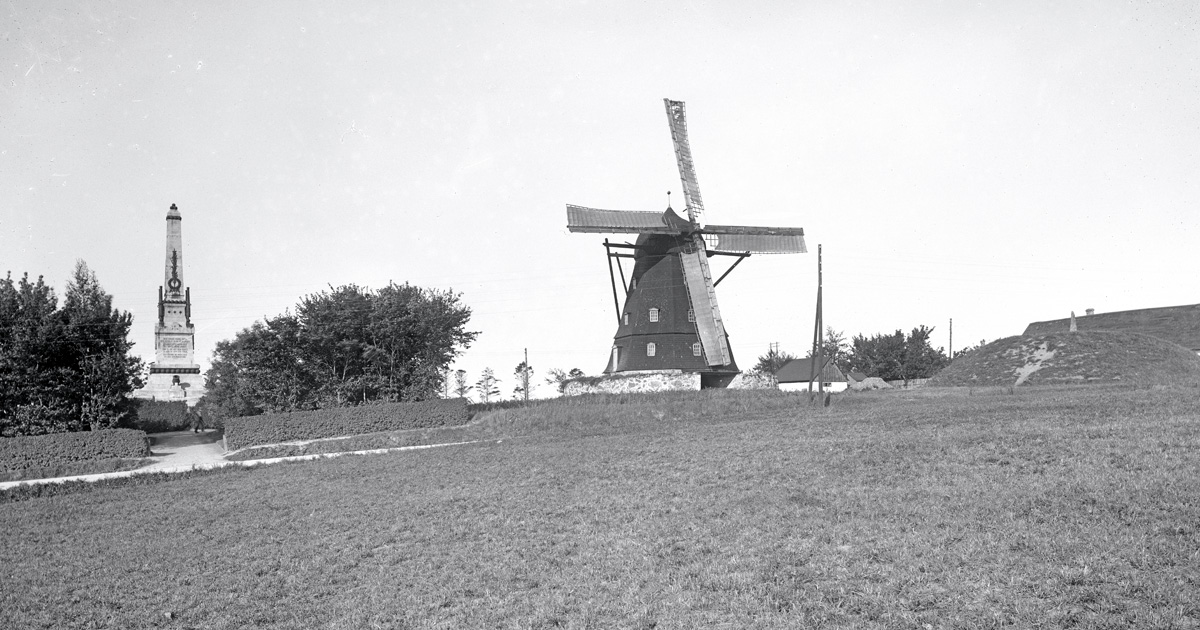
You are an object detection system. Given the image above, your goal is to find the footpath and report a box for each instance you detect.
[0,430,478,491]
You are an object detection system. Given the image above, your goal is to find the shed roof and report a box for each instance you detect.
[775,357,847,384]
[1024,303,1200,351]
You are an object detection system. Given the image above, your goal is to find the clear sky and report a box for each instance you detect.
[4,1,1198,398]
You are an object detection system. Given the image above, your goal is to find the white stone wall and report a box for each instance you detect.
[563,370,701,396]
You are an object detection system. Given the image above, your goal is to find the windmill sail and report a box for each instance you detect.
[665,99,734,366]
[704,226,808,254]
[664,99,706,226]
[679,244,732,366]
[566,205,682,234]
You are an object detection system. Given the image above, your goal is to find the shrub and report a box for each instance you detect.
[131,400,194,433]
[0,428,150,473]
[223,399,470,450]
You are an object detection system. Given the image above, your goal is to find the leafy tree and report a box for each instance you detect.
[297,284,374,406]
[545,367,584,394]
[475,368,500,403]
[750,347,798,378]
[816,327,850,374]
[849,325,949,382]
[452,369,473,400]
[904,325,950,379]
[512,360,534,402]
[204,314,317,419]
[203,282,477,419]
[0,262,144,436]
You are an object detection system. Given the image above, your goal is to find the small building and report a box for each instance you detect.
[774,356,849,393]
[1024,303,1200,354]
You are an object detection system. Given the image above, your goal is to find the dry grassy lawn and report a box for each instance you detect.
[2,386,1198,629]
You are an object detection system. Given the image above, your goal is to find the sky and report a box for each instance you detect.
[3,1,1199,398]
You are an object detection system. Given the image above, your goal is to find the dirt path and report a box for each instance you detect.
[143,430,226,472]
[0,432,484,491]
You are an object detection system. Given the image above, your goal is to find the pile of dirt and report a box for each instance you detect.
[929,330,1200,387]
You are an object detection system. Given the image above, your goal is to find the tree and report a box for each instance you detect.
[0,262,144,436]
[475,368,500,403]
[545,367,584,394]
[904,325,950,379]
[750,346,798,378]
[452,369,473,400]
[849,325,949,383]
[203,313,317,420]
[203,282,478,419]
[513,360,534,402]
[817,327,850,374]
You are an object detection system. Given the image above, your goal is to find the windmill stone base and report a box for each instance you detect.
[563,370,701,396]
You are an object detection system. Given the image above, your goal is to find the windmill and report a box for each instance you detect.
[566,99,808,387]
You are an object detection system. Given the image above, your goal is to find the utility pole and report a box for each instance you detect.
[808,244,823,402]
[949,318,953,359]
[523,347,530,403]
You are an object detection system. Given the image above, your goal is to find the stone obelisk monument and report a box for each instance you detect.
[135,203,206,404]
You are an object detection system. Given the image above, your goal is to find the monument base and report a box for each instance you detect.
[133,365,206,407]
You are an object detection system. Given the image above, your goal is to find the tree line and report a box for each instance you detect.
[752,325,960,383]
[203,283,477,419]
[0,262,143,436]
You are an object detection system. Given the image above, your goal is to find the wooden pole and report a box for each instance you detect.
[809,244,822,402]
[818,245,824,398]
[604,239,621,323]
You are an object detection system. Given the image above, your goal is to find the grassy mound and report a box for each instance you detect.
[930,330,1200,387]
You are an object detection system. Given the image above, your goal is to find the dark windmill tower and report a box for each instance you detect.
[567,99,808,388]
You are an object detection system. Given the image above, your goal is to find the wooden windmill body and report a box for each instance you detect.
[567,99,807,387]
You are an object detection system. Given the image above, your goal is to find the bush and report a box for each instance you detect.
[223,399,470,450]
[131,400,194,433]
[0,428,150,473]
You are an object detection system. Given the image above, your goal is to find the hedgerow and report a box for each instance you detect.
[223,398,470,450]
[132,400,193,433]
[0,428,150,472]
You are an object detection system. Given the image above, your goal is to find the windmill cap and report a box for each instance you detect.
[660,206,693,232]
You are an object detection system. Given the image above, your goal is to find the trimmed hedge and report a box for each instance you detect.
[132,400,194,433]
[223,398,470,451]
[0,428,151,473]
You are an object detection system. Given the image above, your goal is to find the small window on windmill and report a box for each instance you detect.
[687,309,695,323]
[612,346,620,366]
[646,342,656,357]
[692,342,702,356]
[622,313,630,325]
[649,308,660,322]
[629,277,637,291]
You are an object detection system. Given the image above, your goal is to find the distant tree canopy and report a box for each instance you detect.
[848,325,949,382]
[203,282,478,419]
[810,327,851,374]
[545,367,585,394]
[750,347,798,378]
[0,262,145,436]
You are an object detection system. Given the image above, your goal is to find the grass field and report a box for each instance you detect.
[2,385,1198,628]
